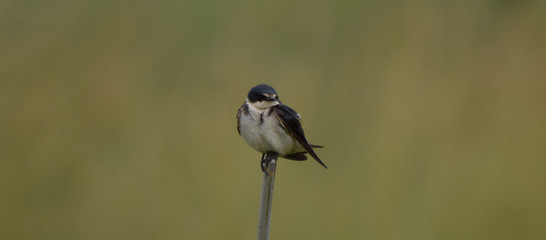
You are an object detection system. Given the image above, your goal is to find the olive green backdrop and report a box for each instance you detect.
[1,0,545,239]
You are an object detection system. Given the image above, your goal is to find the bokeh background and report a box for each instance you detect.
[1,0,545,239]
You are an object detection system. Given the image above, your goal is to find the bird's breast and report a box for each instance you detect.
[239,108,300,155]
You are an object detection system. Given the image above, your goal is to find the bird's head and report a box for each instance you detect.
[247,84,280,109]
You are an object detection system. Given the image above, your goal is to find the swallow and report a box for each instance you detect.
[236,84,327,172]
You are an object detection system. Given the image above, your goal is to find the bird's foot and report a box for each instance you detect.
[261,152,278,175]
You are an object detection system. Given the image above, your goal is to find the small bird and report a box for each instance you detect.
[236,84,327,172]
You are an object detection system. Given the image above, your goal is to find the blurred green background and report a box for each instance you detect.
[1,0,545,239]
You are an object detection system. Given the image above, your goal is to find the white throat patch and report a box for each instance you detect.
[247,98,280,110]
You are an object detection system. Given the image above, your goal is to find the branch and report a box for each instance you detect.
[257,153,278,240]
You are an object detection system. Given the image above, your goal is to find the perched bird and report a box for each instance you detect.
[236,84,327,172]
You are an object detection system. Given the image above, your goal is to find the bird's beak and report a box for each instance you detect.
[266,96,277,101]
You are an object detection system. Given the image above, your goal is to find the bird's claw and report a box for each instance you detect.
[261,152,277,175]
[261,154,268,174]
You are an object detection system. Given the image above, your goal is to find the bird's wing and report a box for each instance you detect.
[236,103,248,135]
[271,104,327,168]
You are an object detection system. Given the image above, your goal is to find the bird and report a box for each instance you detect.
[236,84,327,172]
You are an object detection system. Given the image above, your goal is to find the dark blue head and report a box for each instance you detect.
[247,84,279,103]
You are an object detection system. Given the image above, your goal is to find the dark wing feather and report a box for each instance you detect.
[271,104,327,168]
[236,103,248,135]
[283,152,308,161]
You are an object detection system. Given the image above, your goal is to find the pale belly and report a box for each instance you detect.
[239,112,303,155]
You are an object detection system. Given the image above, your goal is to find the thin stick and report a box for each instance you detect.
[257,153,278,240]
